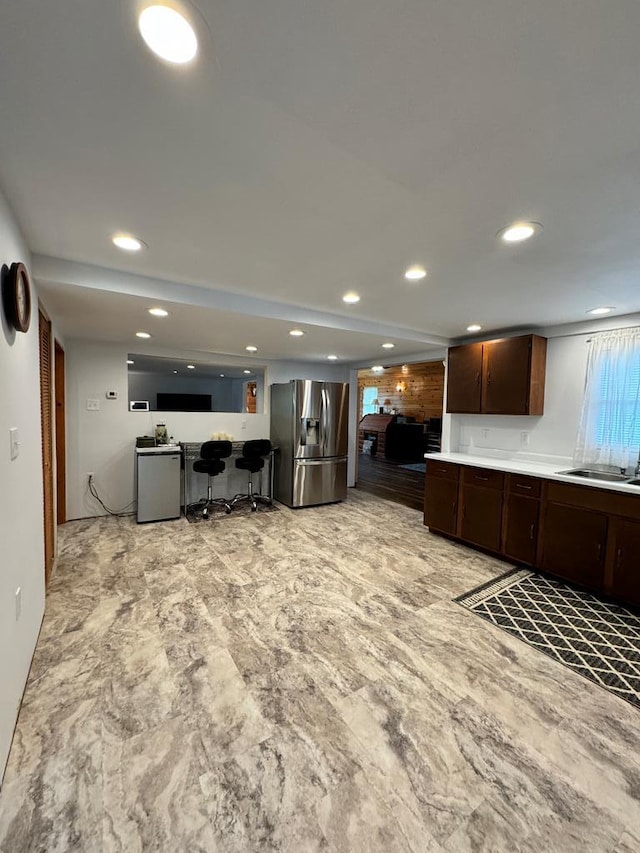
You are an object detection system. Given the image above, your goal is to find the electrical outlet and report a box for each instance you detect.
[520,431,530,447]
[15,588,21,621]
[481,428,490,440]
[106,390,118,400]
[9,427,19,460]
[241,420,247,430]
[86,398,100,411]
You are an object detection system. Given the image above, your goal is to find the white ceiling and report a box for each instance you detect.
[2,0,640,356]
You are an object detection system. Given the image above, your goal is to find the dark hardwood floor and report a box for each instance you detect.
[356,453,425,511]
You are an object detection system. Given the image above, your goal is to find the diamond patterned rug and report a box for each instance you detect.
[457,569,640,710]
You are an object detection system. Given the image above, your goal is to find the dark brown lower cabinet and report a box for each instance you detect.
[460,485,503,552]
[609,520,640,606]
[540,503,607,590]
[503,494,539,565]
[424,476,458,535]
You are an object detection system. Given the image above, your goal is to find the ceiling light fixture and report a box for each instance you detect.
[148,307,169,317]
[220,374,225,377]
[372,365,384,373]
[112,233,146,252]
[498,221,542,243]
[135,331,151,339]
[173,370,178,374]
[404,265,427,281]
[466,324,482,333]
[245,345,258,353]
[342,291,360,304]
[382,342,395,349]
[138,5,198,64]
[586,306,615,316]
[243,369,251,374]
[289,329,304,337]
[327,355,338,361]
[187,364,195,369]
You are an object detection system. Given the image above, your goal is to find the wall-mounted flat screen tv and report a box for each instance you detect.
[156,393,212,412]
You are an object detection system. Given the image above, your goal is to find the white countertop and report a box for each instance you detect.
[424,451,640,496]
[136,445,181,454]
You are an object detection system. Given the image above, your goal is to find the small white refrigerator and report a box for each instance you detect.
[136,446,182,523]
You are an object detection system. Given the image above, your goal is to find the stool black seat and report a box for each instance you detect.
[192,440,233,518]
[230,439,272,512]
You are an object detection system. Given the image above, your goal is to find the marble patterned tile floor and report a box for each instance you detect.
[1,489,640,852]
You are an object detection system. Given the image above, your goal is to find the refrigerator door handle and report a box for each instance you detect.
[320,386,328,456]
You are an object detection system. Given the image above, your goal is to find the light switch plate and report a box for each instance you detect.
[9,427,19,460]
[87,398,100,411]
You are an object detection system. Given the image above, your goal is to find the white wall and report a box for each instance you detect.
[447,332,592,465]
[66,341,351,519]
[0,191,45,783]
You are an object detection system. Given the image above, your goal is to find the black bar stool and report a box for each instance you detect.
[230,439,272,512]
[192,440,233,518]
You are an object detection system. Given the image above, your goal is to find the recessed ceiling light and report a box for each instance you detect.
[138,5,198,65]
[342,291,360,304]
[187,364,195,369]
[586,306,615,316]
[136,331,151,339]
[127,359,134,365]
[372,365,384,373]
[243,369,251,374]
[148,307,169,317]
[466,324,482,333]
[173,370,178,374]
[404,265,427,281]
[112,233,145,252]
[498,221,542,243]
[327,355,338,361]
[245,345,258,353]
[220,374,225,378]
[289,329,305,337]
[382,342,395,349]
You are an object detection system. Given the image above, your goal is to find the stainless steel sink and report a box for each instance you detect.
[627,479,640,487]
[558,468,631,483]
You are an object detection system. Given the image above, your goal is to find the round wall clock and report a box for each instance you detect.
[4,262,32,333]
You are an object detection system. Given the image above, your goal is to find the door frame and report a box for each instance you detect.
[54,339,66,525]
[38,305,55,583]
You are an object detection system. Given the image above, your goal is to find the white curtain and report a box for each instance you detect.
[574,327,640,473]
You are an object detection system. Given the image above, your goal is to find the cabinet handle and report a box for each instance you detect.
[487,371,492,385]
[476,372,481,386]
[516,484,533,491]
[476,476,489,482]
[596,543,603,561]
[616,547,623,569]
[530,523,535,540]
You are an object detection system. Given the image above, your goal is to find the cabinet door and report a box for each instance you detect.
[482,336,531,415]
[460,485,503,552]
[446,343,483,413]
[424,476,458,535]
[540,503,607,589]
[610,520,640,606]
[503,494,539,565]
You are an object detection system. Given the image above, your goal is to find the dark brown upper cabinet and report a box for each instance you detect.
[447,334,547,416]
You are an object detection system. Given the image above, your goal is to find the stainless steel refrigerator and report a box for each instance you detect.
[270,380,349,507]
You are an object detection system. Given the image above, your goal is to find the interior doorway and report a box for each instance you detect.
[38,306,55,583]
[356,360,445,510]
[54,340,66,525]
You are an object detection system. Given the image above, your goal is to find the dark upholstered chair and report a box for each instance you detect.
[230,439,272,512]
[192,440,233,518]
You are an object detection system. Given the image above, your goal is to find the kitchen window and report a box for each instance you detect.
[575,327,640,472]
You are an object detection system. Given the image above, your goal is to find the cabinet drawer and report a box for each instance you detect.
[462,466,504,490]
[426,460,459,481]
[508,474,541,499]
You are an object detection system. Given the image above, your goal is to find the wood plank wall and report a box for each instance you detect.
[358,361,445,422]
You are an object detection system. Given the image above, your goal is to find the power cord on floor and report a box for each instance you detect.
[88,475,137,517]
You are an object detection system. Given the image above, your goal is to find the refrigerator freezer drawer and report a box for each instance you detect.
[292,457,347,507]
